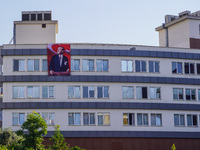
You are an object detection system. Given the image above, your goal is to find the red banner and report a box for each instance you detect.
[47,44,70,76]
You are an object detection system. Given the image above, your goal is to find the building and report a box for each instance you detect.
[1,10,200,150]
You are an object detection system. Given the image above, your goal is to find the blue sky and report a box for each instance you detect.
[0,0,200,46]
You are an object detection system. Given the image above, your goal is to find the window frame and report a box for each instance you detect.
[151,113,162,126]
[149,87,161,100]
[123,113,135,126]
[42,59,48,72]
[172,62,182,74]
[185,88,196,101]
[122,86,134,99]
[82,59,94,72]
[184,62,195,75]
[12,112,25,125]
[174,114,185,127]
[149,61,160,73]
[121,60,133,72]
[137,113,149,126]
[13,59,25,72]
[42,86,54,98]
[82,86,95,98]
[97,112,110,126]
[42,112,55,125]
[27,86,40,98]
[68,86,81,98]
[83,112,96,125]
[71,59,80,71]
[173,88,184,100]
[13,86,25,99]
[27,59,40,71]
[96,59,109,72]
[68,112,81,125]
[187,114,198,127]
[97,86,109,99]
[136,86,148,99]
[135,60,146,72]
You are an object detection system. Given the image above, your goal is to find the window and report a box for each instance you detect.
[83,86,95,98]
[151,114,162,126]
[27,59,39,71]
[197,63,200,75]
[71,59,80,71]
[121,60,133,72]
[172,62,182,73]
[13,60,25,71]
[98,113,110,125]
[123,113,135,125]
[137,113,148,126]
[149,87,160,99]
[184,63,194,74]
[12,113,25,125]
[27,86,39,98]
[136,87,147,99]
[185,89,196,100]
[13,86,25,98]
[149,61,159,73]
[42,86,54,98]
[198,89,200,101]
[173,88,183,100]
[122,86,134,99]
[0,65,3,75]
[68,113,81,125]
[82,59,94,71]
[97,86,109,98]
[1,87,3,98]
[68,86,80,98]
[187,114,198,127]
[83,113,95,125]
[42,59,48,71]
[174,114,185,126]
[42,112,55,125]
[135,60,146,72]
[42,24,46,28]
[96,59,108,71]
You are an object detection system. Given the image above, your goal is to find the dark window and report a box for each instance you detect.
[42,24,46,28]
[31,14,36,21]
[142,87,147,98]
[184,63,194,74]
[13,60,19,71]
[37,14,42,20]
[44,13,51,20]
[197,64,200,74]
[22,14,29,21]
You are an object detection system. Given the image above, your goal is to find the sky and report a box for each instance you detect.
[0,0,200,46]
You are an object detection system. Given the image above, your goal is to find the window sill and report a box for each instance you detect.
[68,125,81,126]
[42,97,55,99]
[174,125,186,127]
[97,124,110,126]
[151,125,163,127]
[83,124,96,126]
[123,125,136,127]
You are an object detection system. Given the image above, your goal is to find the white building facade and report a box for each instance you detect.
[1,10,200,150]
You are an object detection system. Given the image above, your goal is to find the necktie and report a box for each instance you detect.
[59,55,62,67]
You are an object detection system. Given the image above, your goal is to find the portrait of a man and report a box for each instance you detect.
[47,44,70,76]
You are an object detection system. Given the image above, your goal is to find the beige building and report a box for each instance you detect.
[1,10,200,150]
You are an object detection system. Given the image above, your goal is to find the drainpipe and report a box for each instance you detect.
[162,23,169,47]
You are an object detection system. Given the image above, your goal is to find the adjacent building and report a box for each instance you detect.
[1,10,200,150]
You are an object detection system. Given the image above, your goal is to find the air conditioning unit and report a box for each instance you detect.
[178,10,191,17]
[165,15,178,23]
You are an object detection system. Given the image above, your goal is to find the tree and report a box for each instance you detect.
[49,125,68,150]
[0,127,24,148]
[17,111,47,150]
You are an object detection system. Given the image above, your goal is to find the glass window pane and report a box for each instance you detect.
[135,61,140,72]
[98,114,103,125]
[89,86,95,98]
[97,87,102,98]
[75,113,80,125]
[96,60,102,71]
[27,60,33,71]
[82,60,87,71]
[103,60,108,71]
[27,86,33,98]
[121,60,126,72]
[178,62,182,73]
[13,60,19,71]
[75,87,80,98]
[83,86,88,98]
[42,86,48,98]
[136,87,142,99]
[19,60,25,71]
[42,59,48,71]
[12,113,18,125]
[127,61,133,72]
[104,114,110,125]
[19,87,24,98]
[184,63,189,74]
[137,114,142,125]
[74,60,80,71]
[155,62,159,72]
[142,61,146,72]
[68,113,74,125]
[83,113,89,125]
[13,87,18,98]
[90,113,95,125]
[68,86,74,98]
[172,62,176,73]
[19,113,25,125]
[104,86,109,98]
[49,86,54,97]
[89,60,94,71]
[149,61,153,72]
[34,60,39,71]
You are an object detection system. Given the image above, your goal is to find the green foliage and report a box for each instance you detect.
[0,145,9,150]
[0,127,24,148]
[16,111,47,150]
[171,143,176,150]
[49,125,68,150]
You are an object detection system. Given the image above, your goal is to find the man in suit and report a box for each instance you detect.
[49,46,69,75]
